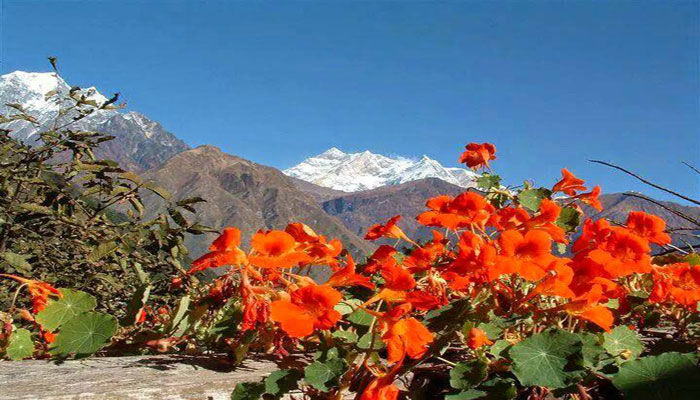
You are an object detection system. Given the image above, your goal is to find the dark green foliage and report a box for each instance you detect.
[0,61,208,315]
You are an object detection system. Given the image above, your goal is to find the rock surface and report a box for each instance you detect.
[0,354,277,399]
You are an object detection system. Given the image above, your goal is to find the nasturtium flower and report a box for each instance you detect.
[533,258,575,299]
[0,274,61,313]
[417,192,494,231]
[564,283,615,331]
[650,263,700,308]
[626,211,671,246]
[552,168,587,196]
[269,284,342,338]
[576,185,603,211]
[381,317,433,363]
[326,254,375,290]
[188,227,248,274]
[493,230,554,281]
[585,228,651,278]
[360,377,400,400]
[249,230,312,269]
[365,215,411,243]
[466,327,493,349]
[459,142,496,170]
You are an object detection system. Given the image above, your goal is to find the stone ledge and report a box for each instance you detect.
[0,354,278,400]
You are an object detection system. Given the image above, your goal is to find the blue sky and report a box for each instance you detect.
[1,1,698,201]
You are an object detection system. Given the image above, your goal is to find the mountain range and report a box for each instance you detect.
[0,71,189,172]
[2,70,698,260]
[283,147,479,192]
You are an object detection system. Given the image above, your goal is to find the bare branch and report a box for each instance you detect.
[622,192,700,227]
[590,160,700,206]
[682,161,700,175]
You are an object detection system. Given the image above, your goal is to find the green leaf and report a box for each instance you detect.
[120,283,151,326]
[357,332,385,350]
[477,174,502,190]
[612,352,700,400]
[304,358,346,392]
[17,202,53,215]
[50,312,118,357]
[450,360,489,390]
[346,307,374,326]
[578,332,605,368]
[6,328,34,360]
[263,369,301,398]
[335,298,362,316]
[168,295,191,334]
[2,251,32,272]
[231,382,265,400]
[88,240,120,262]
[603,326,643,360]
[142,182,171,200]
[518,188,552,212]
[556,207,581,232]
[332,329,359,344]
[36,289,97,331]
[509,329,585,389]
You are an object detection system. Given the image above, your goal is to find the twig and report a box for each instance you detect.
[682,161,700,175]
[590,160,700,206]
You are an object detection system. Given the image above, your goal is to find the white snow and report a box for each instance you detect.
[284,148,480,192]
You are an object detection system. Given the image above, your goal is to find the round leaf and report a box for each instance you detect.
[509,329,585,389]
[304,358,346,392]
[612,352,700,400]
[50,312,118,357]
[603,326,643,360]
[35,289,97,331]
[6,328,34,360]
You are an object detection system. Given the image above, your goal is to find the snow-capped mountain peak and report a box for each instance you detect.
[284,148,479,192]
[0,70,190,171]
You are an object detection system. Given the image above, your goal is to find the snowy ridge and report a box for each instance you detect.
[0,71,190,171]
[284,148,479,192]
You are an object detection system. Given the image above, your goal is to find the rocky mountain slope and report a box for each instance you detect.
[284,147,479,192]
[0,71,189,172]
[141,145,374,259]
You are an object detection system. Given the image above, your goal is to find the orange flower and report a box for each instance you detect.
[533,259,575,299]
[241,296,270,331]
[381,317,433,363]
[381,263,416,292]
[1,274,61,313]
[403,230,448,272]
[188,227,248,274]
[365,215,412,243]
[285,223,344,266]
[492,200,567,243]
[564,284,614,331]
[466,327,493,349]
[364,245,399,274]
[269,284,342,337]
[360,356,403,400]
[360,377,400,400]
[444,233,497,289]
[459,142,496,170]
[585,228,651,278]
[249,230,312,269]
[327,254,375,290]
[576,185,603,211]
[626,211,671,246]
[552,168,587,196]
[493,230,555,281]
[417,192,494,231]
[650,263,700,308]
